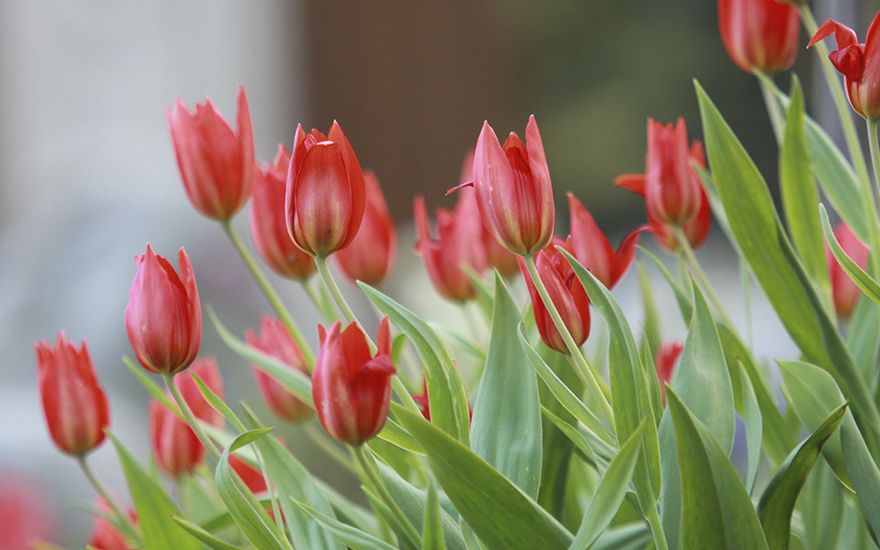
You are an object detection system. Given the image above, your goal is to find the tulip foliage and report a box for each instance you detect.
[33,6,880,550]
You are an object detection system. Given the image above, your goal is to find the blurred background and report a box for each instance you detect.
[0,0,871,545]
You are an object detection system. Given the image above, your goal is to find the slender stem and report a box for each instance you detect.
[643,502,669,550]
[674,227,735,329]
[221,220,315,365]
[353,445,422,547]
[315,255,358,324]
[164,373,222,462]
[522,254,615,427]
[78,456,142,545]
[756,73,785,144]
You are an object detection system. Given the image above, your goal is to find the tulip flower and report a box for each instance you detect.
[827,221,868,319]
[718,0,800,75]
[35,333,110,456]
[565,193,643,289]
[518,238,591,354]
[286,122,366,257]
[414,190,489,302]
[168,85,255,220]
[250,144,317,280]
[125,245,202,375]
[246,316,314,423]
[809,12,880,120]
[228,454,269,495]
[334,170,397,285]
[617,140,711,253]
[655,341,684,401]
[643,118,704,226]
[312,317,396,446]
[465,116,555,256]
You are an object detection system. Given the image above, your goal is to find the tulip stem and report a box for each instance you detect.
[78,455,142,545]
[315,254,378,354]
[353,444,423,547]
[673,227,734,329]
[221,220,315,366]
[522,254,615,428]
[164,373,222,462]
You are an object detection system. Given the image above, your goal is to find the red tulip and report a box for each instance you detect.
[809,12,880,120]
[519,239,591,354]
[250,144,317,280]
[718,0,800,75]
[168,85,255,220]
[334,170,397,285]
[414,190,488,302]
[35,333,109,456]
[565,193,643,289]
[87,498,136,550]
[643,119,704,226]
[125,245,201,375]
[655,341,684,401]
[149,400,204,478]
[827,221,869,319]
[286,122,366,257]
[466,116,555,256]
[228,454,268,495]
[246,316,314,423]
[312,318,396,446]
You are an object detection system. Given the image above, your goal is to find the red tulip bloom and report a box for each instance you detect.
[809,12,880,120]
[246,316,314,423]
[565,193,643,289]
[35,333,110,456]
[312,318,396,446]
[655,341,684,401]
[149,400,204,479]
[334,170,397,285]
[250,144,317,280]
[286,122,366,257]
[466,116,555,256]
[125,245,202,375]
[168,85,255,220]
[827,221,869,319]
[519,239,591,354]
[718,0,800,75]
[414,190,489,302]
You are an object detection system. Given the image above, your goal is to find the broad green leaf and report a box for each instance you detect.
[757,403,847,550]
[821,204,880,306]
[740,361,763,494]
[667,389,769,549]
[562,249,662,512]
[471,273,542,498]
[780,78,829,299]
[840,416,880,540]
[107,432,201,550]
[392,403,568,550]
[294,501,400,550]
[214,429,288,550]
[171,517,248,550]
[360,283,471,445]
[569,418,646,550]
[800,460,845,550]
[695,81,880,464]
[424,479,447,550]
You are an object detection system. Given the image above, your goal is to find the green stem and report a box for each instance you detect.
[164,373,221,462]
[315,255,360,324]
[78,456,142,545]
[674,227,735,329]
[221,220,315,366]
[353,445,422,547]
[523,254,615,427]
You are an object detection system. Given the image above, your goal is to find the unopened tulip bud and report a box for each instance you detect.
[149,400,204,479]
[718,0,800,75]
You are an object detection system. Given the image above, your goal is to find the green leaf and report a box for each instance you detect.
[107,432,201,550]
[695,81,880,465]
[171,516,249,550]
[360,283,471,445]
[638,259,662,359]
[424,479,447,550]
[821,204,880,306]
[471,273,542,498]
[392,403,568,550]
[294,501,400,550]
[192,372,245,432]
[569,418,646,550]
[540,405,602,468]
[590,523,652,550]
[739,361,763,494]
[667,389,769,549]
[757,403,847,550]
[841,418,880,541]
[846,296,880,382]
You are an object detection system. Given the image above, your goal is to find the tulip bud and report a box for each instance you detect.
[125,245,202,375]
[334,170,397,285]
[246,316,314,423]
[286,122,366,257]
[643,119,704,226]
[518,239,591,354]
[149,400,204,479]
[809,13,880,120]
[466,116,555,256]
[565,193,643,289]
[827,221,868,319]
[168,85,255,220]
[250,144,317,280]
[312,318,397,446]
[655,341,684,401]
[35,333,110,456]
[718,0,800,75]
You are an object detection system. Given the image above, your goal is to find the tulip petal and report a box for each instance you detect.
[293,142,352,255]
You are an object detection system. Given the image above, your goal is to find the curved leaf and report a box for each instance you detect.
[821,204,880,306]
[294,501,399,550]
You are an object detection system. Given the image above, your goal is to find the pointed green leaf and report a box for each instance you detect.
[471,274,542,498]
[667,389,769,549]
[293,501,400,550]
[192,372,244,432]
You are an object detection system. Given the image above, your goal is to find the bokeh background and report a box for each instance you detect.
[0,0,871,545]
